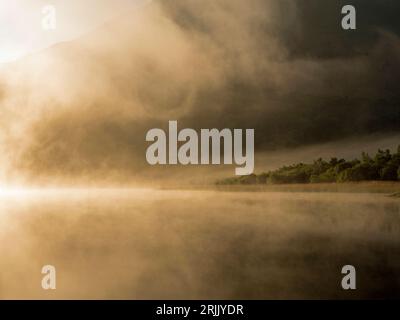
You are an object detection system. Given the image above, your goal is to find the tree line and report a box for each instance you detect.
[216,147,400,185]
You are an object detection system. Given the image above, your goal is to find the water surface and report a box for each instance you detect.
[1,189,399,299]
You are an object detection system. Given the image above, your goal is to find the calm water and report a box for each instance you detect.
[0,189,399,299]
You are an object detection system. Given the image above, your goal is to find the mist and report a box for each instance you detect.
[1,0,400,302]
[0,0,399,185]
[1,189,399,299]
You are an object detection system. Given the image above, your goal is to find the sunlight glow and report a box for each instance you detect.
[0,0,149,63]
[0,186,38,197]
[0,49,24,63]
[0,185,155,199]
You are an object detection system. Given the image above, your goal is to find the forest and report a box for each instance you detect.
[216,147,400,185]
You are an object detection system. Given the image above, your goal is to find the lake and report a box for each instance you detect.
[0,188,399,299]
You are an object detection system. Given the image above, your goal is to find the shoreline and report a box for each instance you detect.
[160,181,400,195]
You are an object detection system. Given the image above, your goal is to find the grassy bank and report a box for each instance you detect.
[214,181,400,194]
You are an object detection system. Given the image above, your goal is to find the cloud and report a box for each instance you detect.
[0,0,399,183]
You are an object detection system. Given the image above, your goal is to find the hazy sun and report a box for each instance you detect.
[0,0,148,63]
[0,186,32,197]
[0,48,24,63]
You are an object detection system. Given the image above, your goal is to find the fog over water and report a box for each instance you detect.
[0,0,399,300]
[1,188,399,299]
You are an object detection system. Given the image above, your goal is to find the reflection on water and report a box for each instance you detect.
[0,188,399,299]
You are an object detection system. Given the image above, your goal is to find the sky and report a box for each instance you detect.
[0,0,149,62]
[0,0,399,185]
